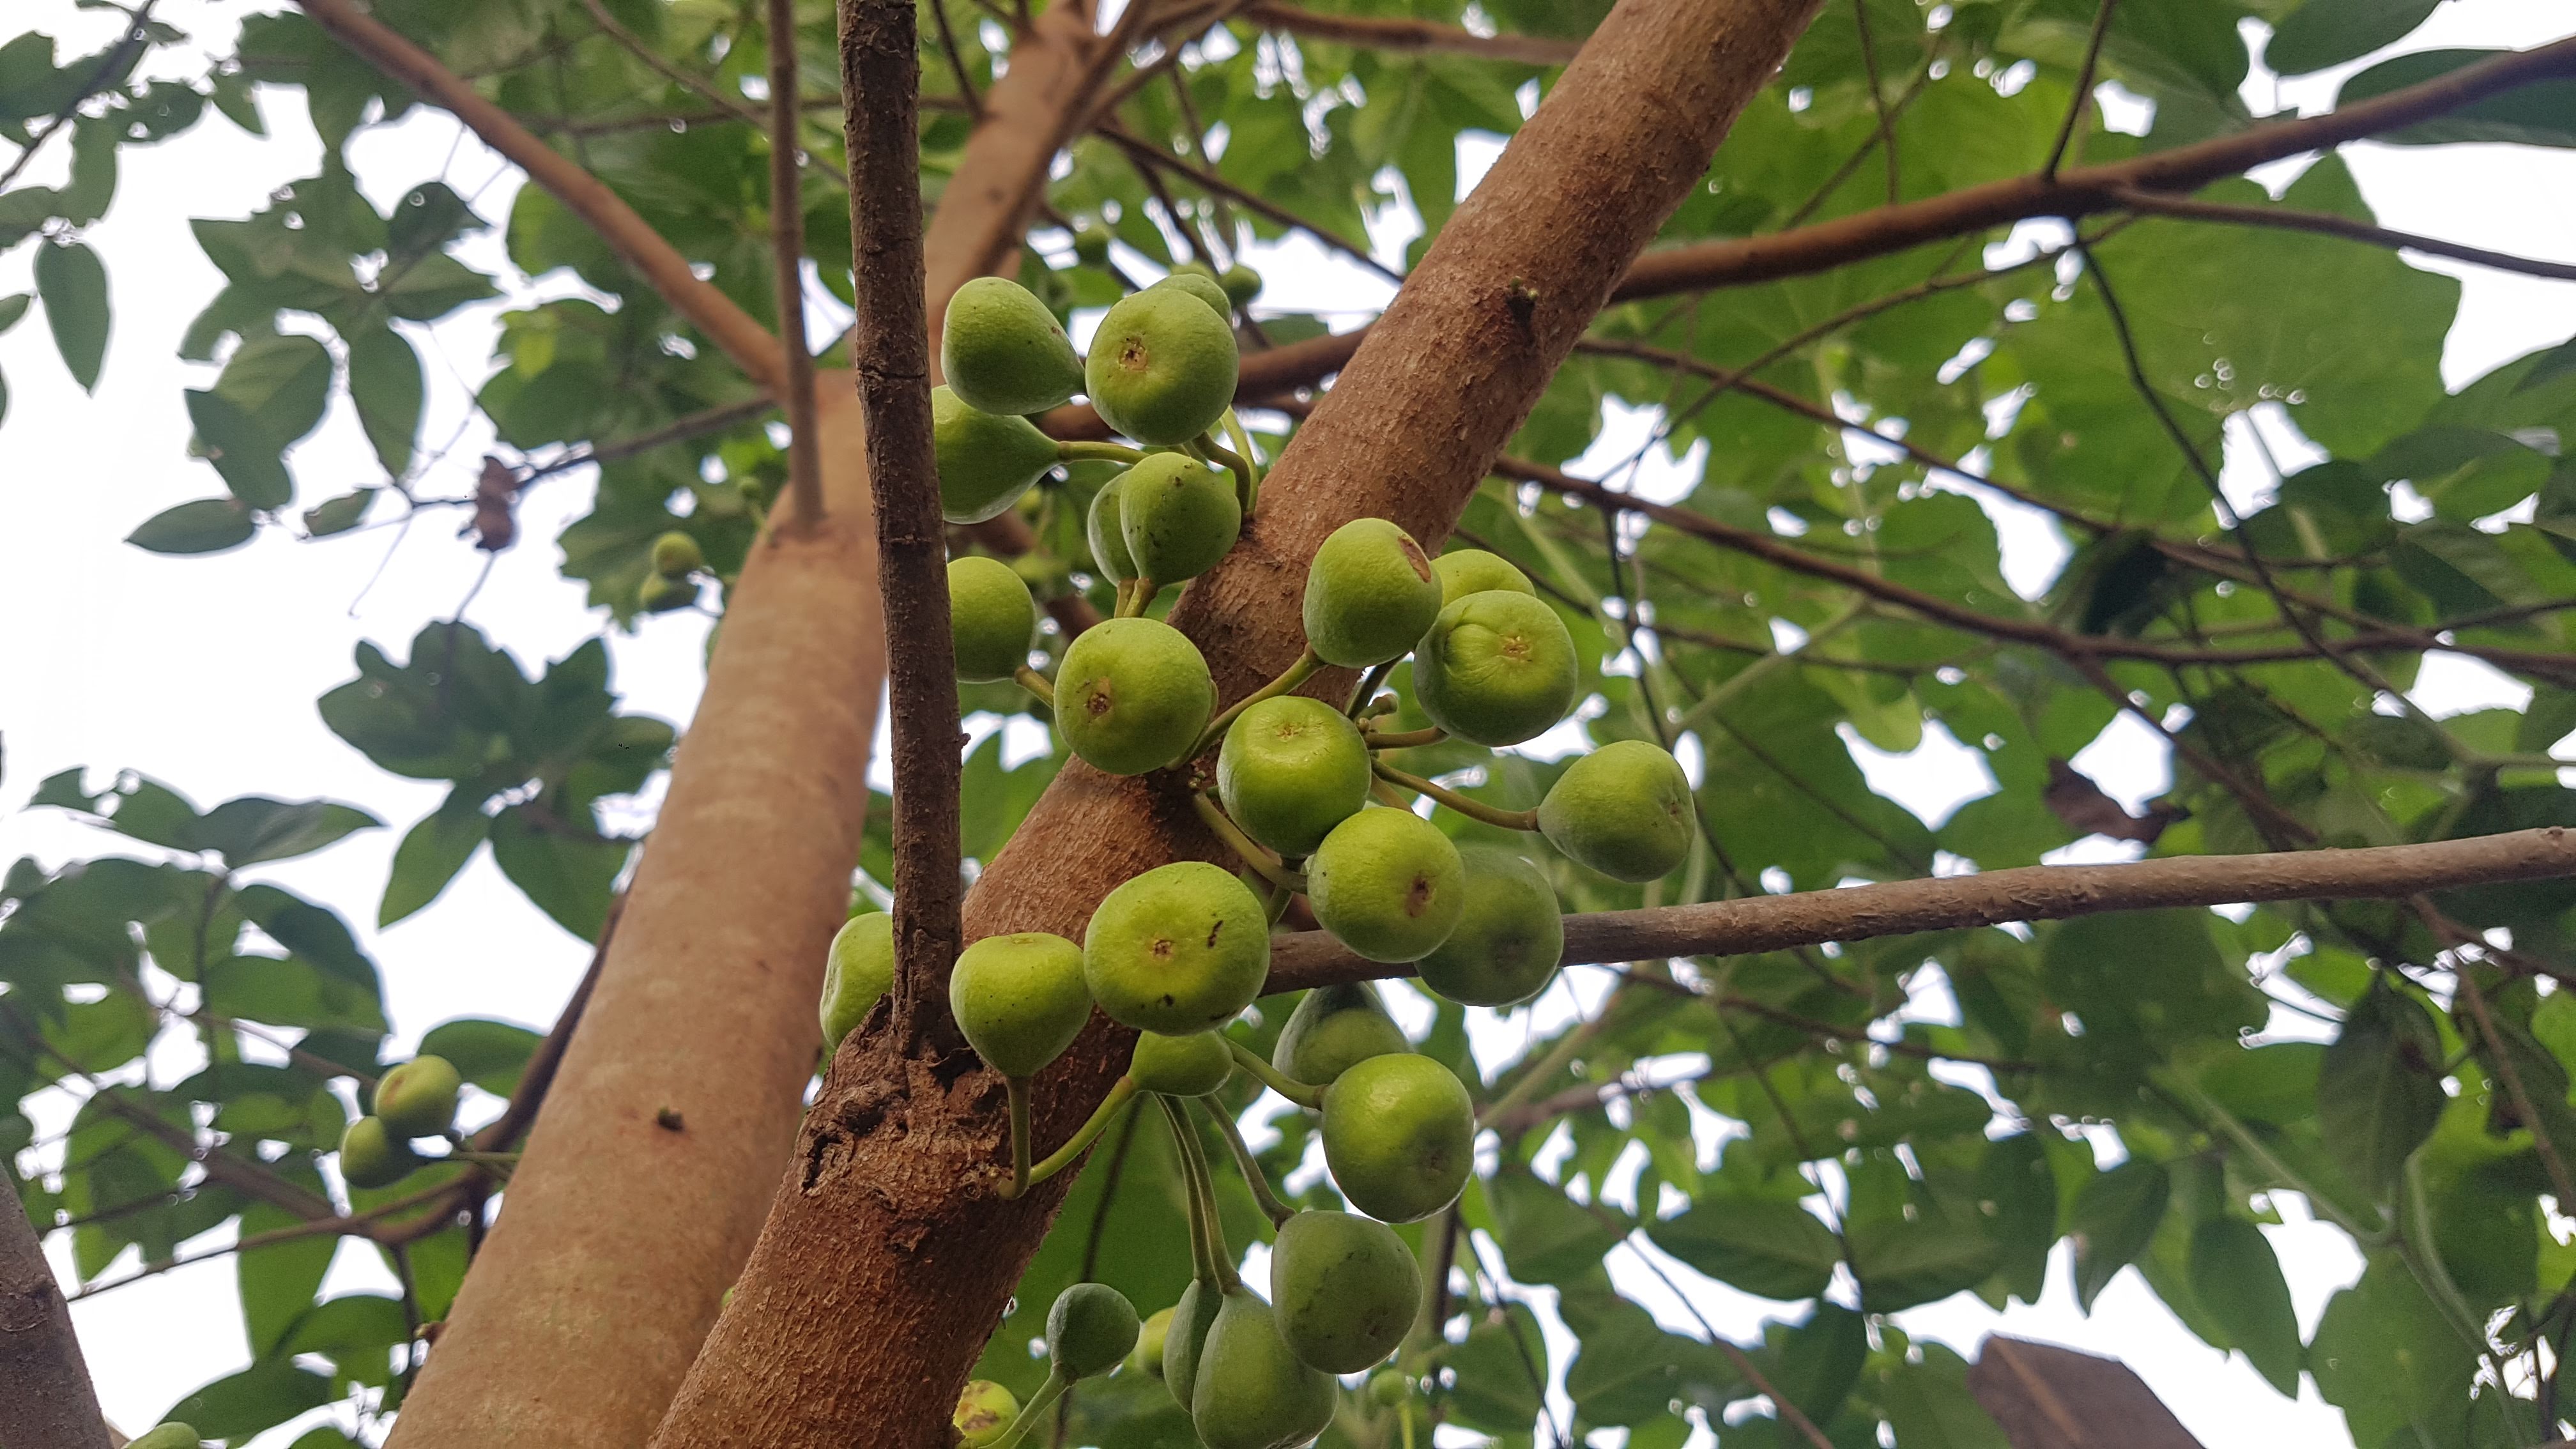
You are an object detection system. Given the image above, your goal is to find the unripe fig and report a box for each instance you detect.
[1162,1278,1220,1407]
[1306,808,1465,963]
[1416,848,1563,1008]
[1302,519,1442,668]
[1057,617,1216,776]
[954,1380,1019,1448]
[1156,266,1235,319]
[1220,264,1262,309]
[1130,1305,1176,1379]
[1272,1209,1421,1372]
[340,1116,420,1190]
[650,530,703,578]
[1273,982,1407,1087]
[1119,453,1241,584]
[1217,696,1370,857]
[820,912,894,1048]
[941,275,1085,417]
[1011,549,1074,598]
[126,1425,201,1449]
[1084,861,1269,1034]
[1413,590,1579,747]
[1432,548,1533,606]
[1320,1053,1473,1223]
[1049,1280,1142,1381]
[1130,1028,1235,1096]
[1190,1289,1338,1449]
[1086,288,1239,445]
[638,572,700,614]
[1367,1369,1410,1407]
[1537,739,1694,883]
[935,385,1061,524]
[1085,472,1139,583]
[374,1055,462,1138]
[949,555,1038,682]
[1073,220,1113,266]
[949,931,1092,1078]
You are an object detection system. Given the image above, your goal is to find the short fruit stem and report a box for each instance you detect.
[1057,440,1147,465]
[1346,659,1399,718]
[1116,576,1159,618]
[1194,427,1257,513]
[1189,647,1321,759]
[999,1076,1034,1200]
[1196,1095,1295,1230]
[1363,725,1446,751]
[1225,1038,1324,1111]
[1021,1075,1140,1193]
[1160,1093,1240,1293]
[1190,793,1308,894]
[1370,761,1540,832]
[986,1370,1070,1449]
[1013,664,1055,710]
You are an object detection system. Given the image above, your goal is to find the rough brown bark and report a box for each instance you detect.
[645,3,1825,1445]
[0,1191,112,1449]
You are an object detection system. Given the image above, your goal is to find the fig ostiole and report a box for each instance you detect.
[1413,589,1579,747]
[1537,738,1695,883]
[1302,518,1443,668]
[1216,695,1371,857]
[1056,617,1216,777]
[1082,861,1269,1034]
[1305,806,1466,963]
[1087,288,1239,446]
[941,275,1085,417]
[1414,847,1565,1008]
[953,1379,1019,1449]
[1320,1052,1475,1223]
[949,555,1039,683]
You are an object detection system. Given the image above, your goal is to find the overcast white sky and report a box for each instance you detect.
[3,1,2573,1444]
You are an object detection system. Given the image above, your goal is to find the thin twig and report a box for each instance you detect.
[770,0,827,528]
[2110,185,2576,282]
[2043,0,2119,179]
[0,0,160,195]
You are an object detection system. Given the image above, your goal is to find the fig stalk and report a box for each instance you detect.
[1369,761,1540,832]
[1361,725,1447,751]
[1056,440,1148,465]
[1192,429,1257,513]
[1344,660,1398,719]
[1195,1096,1294,1230]
[1159,1094,1239,1293]
[1188,794,1308,894]
[1011,664,1055,710]
[1190,647,1321,760]
[1224,1039,1324,1112]
[1001,1077,1033,1200]
[981,1372,1068,1449]
[1021,1075,1140,1192]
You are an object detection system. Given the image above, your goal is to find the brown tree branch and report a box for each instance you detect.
[1241,1,1584,66]
[769,0,827,527]
[0,1179,112,1449]
[2110,184,2576,282]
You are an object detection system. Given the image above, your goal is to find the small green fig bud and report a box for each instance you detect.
[1190,1289,1338,1449]
[1220,264,1262,309]
[820,912,894,1049]
[1085,471,1140,583]
[949,555,1038,682]
[1306,808,1465,964]
[1302,518,1442,668]
[339,1116,420,1190]
[1416,848,1563,1008]
[949,931,1092,1079]
[1432,548,1534,606]
[1217,696,1370,857]
[638,572,700,614]
[1073,221,1113,267]
[1118,453,1242,585]
[650,530,704,579]
[1414,590,1579,747]
[1057,617,1216,776]
[953,1379,1020,1448]
[1162,1279,1220,1408]
[374,1055,462,1138]
[1155,266,1235,319]
[1321,1053,1474,1223]
[1537,739,1694,883]
[1083,861,1269,1034]
[1273,982,1407,1088]
[1131,1305,1176,1378]
[1271,1209,1421,1373]
[1130,1029,1236,1096]
[941,275,1085,417]
[1048,1280,1142,1381]
[1086,288,1239,445]
[126,1425,201,1449]
[1368,1368,1410,1407]
[935,386,1061,525]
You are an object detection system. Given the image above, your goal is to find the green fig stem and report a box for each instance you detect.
[1224,1039,1324,1111]
[1116,576,1160,618]
[446,1149,519,1182]
[1190,793,1308,894]
[986,1369,1070,1449]
[1021,1075,1140,1193]
[1221,410,1260,504]
[1195,1094,1295,1230]
[1399,1399,1417,1449]
[1000,1076,1034,1200]
[1369,761,1542,832]
[1188,647,1321,759]
[1160,1092,1240,1293]
[1368,778,1411,809]
[1363,725,1447,751]
[1057,440,1147,465]
[1344,659,1399,719]
[1013,664,1055,710]
[1193,428,1257,514]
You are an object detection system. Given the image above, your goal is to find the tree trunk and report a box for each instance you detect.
[1,1188,111,1449]
[645,2,1824,1444]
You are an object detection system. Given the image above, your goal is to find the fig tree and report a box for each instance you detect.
[1413,590,1579,747]
[1056,617,1216,776]
[941,275,1085,417]
[1130,1028,1235,1096]
[1305,807,1465,963]
[1083,861,1269,1034]
[949,931,1092,1079]
[374,1055,461,1138]
[1432,548,1531,605]
[949,555,1038,682]
[1302,518,1442,668]
[1271,1209,1421,1372]
[1190,1289,1338,1449]
[820,912,894,1049]
[1048,1280,1142,1381]
[1272,981,1407,1087]
[1086,288,1238,445]
[1320,1053,1473,1223]
[339,1116,419,1190]
[935,385,1061,524]
[1118,452,1241,584]
[1537,739,1694,882]
[953,1380,1019,1448]
[1216,696,1370,857]
[1415,848,1563,1008]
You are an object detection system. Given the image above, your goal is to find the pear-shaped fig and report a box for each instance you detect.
[1130,1028,1235,1096]
[638,572,700,614]
[1273,981,1407,1087]
[1368,1369,1410,1407]
[1056,617,1216,776]
[1220,264,1262,309]
[1302,518,1442,668]
[1272,1209,1421,1373]
[1130,1305,1176,1379]
[1086,288,1239,445]
[340,1116,420,1190]
[1432,548,1533,606]
[1049,1280,1142,1381]
[1119,452,1241,584]
[1073,221,1113,267]
[820,912,894,1049]
[949,931,1091,1079]
[935,386,1060,525]
[650,530,704,579]
[1083,861,1269,1034]
[1162,1278,1222,1408]
[1158,263,1234,318]
[374,1055,461,1138]
[1086,471,1139,583]
[1537,739,1693,883]
[942,275,1085,417]
[1320,1053,1473,1223]
[1306,808,1465,963]
[126,1425,201,1449]
[1416,848,1563,1008]
[1413,590,1579,747]
[949,555,1038,682]
[953,1380,1019,1448]
[1190,1289,1339,1449]
[1217,696,1370,857]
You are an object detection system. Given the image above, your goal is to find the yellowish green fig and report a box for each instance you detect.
[941,275,1085,417]
[1049,1280,1142,1380]
[638,572,700,613]
[1432,548,1533,605]
[953,1380,1019,1448]
[1087,288,1239,445]
[374,1055,461,1138]
[820,912,894,1048]
[1083,861,1269,1034]
[1086,471,1139,583]
[1306,808,1465,963]
[1413,590,1579,747]
[1162,1278,1221,1407]
[1130,1028,1235,1096]
[1302,518,1442,668]
[1217,696,1370,857]
[1119,452,1241,584]
[949,931,1091,1079]
[1271,1209,1421,1373]
[1416,848,1563,1008]
[650,530,703,578]
[1073,220,1113,267]
[935,385,1061,525]
[1368,1369,1410,1407]
[1538,739,1694,883]
[1057,617,1216,776]
[1320,1053,1473,1223]
[1159,263,1234,318]
[949,555,1038,682]
[339,1116,420,1190]
[1220,264,1262,309]
[1190,1289,1339,1449]
[1273,982,1407,1087]
[1130,1305,1176,1379]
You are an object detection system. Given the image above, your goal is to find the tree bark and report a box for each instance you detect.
[645,2,1825,1445]
[0,1191,112,1449]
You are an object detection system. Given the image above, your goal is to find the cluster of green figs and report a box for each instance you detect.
[332,1052,470,1190]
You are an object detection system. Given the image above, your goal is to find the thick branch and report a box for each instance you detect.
[1241,1,1584,66]
[0,1185,112,1449]
[1268,827,2576,991]
[2110,185,2576,282]
[771,0,828,526]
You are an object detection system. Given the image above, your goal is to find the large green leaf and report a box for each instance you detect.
[381,787,493,926]
[2186,1217,2299,1395]
[1646,1195,1843,1302]
[2317,978,2446,1203]
[487,804,626,940]
[346,324,423,477]
[2070,1158,2168,1312]
[2264,0,2440,75]
[33,239,107,391]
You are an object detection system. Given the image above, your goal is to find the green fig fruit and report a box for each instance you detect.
[638,572,700,614]
[949,931,1092,1078]
[820,912,895,1049]
[1273,982,1407,1087]
[1162,1278,1221,1408]
[942,275,1085,417]
[126,1425,201,1449]
[1302,518,1442,668]
[650,530,704,578]
[1086,471,1140,583]
[1320,1053,1473,1223]
[1271,1209,1422,1373]
[1087,288,1239,445]
[1049,1280,1142,1380]
[1190,1289,1338,1449]
[1155,266,1236,319]
[1306,808,1465,963]
[954,1380,1019,1448]
[1073,221,1113,267]
[1367,1369,1410,1407]
[1413,590,1579,747]
[1131,1305,1176,1379]
[340,1116,420,1190]
[1537,739,1694,883]
[1083,861,1270,1034]
[1415,848,1563,1008]
[949,555,1038,682]
[1012,549,1074,598]
[935,385,1062,524]
[1220,264,1262,309]
[374,1055,462,1138]
[1431,548,1533,606]
[1119,453,1241,584]
[1130,1029,1235,1096]
[1217,696,1370,857]
[1057,617,1216,776]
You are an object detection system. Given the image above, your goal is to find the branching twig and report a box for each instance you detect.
[2043,0,2119,179]
[2110,185,2576,282]
[1240,2,1582,66]
[0,0,160,195]
[770,0,827,528]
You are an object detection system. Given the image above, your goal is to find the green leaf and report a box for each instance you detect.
[215,332,333,447]
[418,1018,544,1098]
[2318,977,2446,1201]
[238,1199,334,1356]
[1647,1195,1841,1302]
[184,388,293,510]
[34,240,108,391]
[487,804,625,940]
[2265,0,2439,76]
[387,180,485,256]
[302,488,377,536]
[381,788,491,926]
[2071,1158,2168,1312]
[1875,1344,2011,1449]
[1443,1301,1550,1434]
[347,325,422,477]
[164,1361,334,1441]
[0,293,29,332]
[2186,1217,2300,1395]
[1490,1167,1629,1285]
[194,796,379,865]
[2338,50,2576,149]
[1977,1133,2058,1305]
[1848,1218,2004,1314]
[2309,1254,2481,1448]
[127,498,257,555]
[1762,1301,1867,1429]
